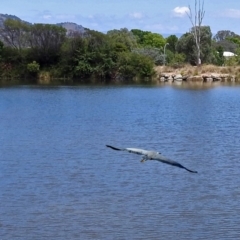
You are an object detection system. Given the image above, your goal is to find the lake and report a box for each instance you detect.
[1,83,240,239]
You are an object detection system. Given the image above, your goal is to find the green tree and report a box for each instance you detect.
[0,19,30,50]
[199,26,212,62]
[213,30,237,42]
[227,36,240,64]
[0,40,3,61]
[166,35,178,53]
[168,52,186,67]
[142,32,165,49]
[131,29,147,45]
[213,46,225,66]
[70,30,118,79]
[107,28,138,51]
[227,35,240,47]
[212,30,238,53]
[0,19,30,64]
[176,26,212,65]
[176,32,194,64]
[131,29,166,49]
[118,52,155,80]
[132,47,164,65]
[28,23,66,65]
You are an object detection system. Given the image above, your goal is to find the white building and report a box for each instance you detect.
[223,51,237,57]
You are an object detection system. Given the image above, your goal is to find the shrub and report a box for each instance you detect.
[118,52,155,80]
[169,53,186,68]
[27,61,40,73]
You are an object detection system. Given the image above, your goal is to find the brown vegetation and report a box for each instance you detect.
[155,64,240,78]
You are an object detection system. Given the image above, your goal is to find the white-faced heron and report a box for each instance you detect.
[106,145,197,173]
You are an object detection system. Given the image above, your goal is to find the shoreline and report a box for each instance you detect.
[1,65,240,85]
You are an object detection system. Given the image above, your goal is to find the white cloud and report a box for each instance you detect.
[88,15,94,19]
[129,12,144,19]
[222,9,240,18]
[42,15,52,20]
[172,6,189,17]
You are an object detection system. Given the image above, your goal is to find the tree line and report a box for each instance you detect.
[0,18,240,82]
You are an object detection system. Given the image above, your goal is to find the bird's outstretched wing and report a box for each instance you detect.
[153,155,198,173]
[106,145,148,155]
[106,145,123,151]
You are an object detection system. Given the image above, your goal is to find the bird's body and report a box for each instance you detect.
[106,145,198,173]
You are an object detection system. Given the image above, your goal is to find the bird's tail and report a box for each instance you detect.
[106,145,122,151]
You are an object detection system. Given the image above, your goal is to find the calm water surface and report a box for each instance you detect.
[1,83,240,239]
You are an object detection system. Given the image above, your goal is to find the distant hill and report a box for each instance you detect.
[0,13,86,35]
[57,22,86,35]
[0,13,184,38]
[0,13,24,26]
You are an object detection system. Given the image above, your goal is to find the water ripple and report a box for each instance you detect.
[1,85,240,239]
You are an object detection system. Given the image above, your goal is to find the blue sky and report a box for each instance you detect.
[1,0,240,36]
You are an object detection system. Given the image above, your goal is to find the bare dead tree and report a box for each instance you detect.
[0,19,30,50]
[187,0,205,66]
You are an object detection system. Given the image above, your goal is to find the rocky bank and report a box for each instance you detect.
[155,65,240,83]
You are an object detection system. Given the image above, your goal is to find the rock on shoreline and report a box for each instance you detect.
[158,73,236,82]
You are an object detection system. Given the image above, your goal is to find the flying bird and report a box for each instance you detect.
[106,145,197,173]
